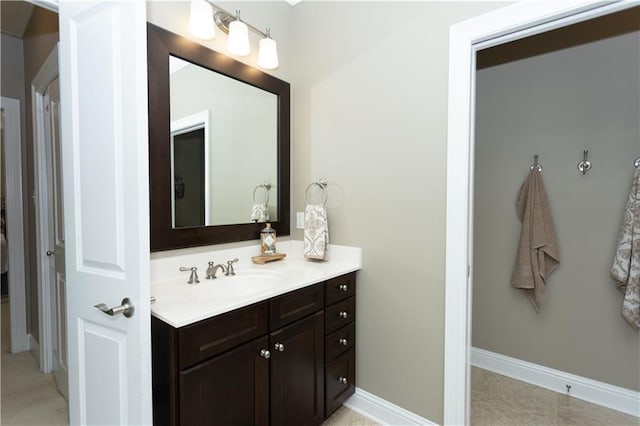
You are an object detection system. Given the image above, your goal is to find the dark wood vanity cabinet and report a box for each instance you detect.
[323,273,356,417]
[152,272,356,425]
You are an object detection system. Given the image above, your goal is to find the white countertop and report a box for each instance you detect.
[150,240,362,328]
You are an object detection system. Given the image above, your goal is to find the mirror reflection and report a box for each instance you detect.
[169,56,278,228]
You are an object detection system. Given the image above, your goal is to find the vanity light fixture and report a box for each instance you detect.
[188,0,279,69]
[188,0,215,40]
[258,29,279,70]
[227,11,250,56]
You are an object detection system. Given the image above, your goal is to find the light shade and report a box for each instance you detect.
[188,0,215,40]
[258,36,279,70]
[228,19,250,56]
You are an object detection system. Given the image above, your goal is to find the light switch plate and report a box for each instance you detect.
[296,212,305,229]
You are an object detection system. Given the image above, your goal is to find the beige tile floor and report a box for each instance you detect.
[471,366,640,426]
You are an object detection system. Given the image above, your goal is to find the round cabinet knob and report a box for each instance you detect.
[339,338,348,346]
[338,377,348,385]
[274,343,285,352]
[338,311,348,319]
[339,284,348,292]
[260,349,271,359]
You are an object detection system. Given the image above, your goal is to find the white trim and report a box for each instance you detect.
[444,2,639,425]
[1,97,30,353]
[471,347,640,418]
[31,44,59,374]
[344,387,436,426]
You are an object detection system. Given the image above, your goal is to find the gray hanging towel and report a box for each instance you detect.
[511,169,560,311]
[611,167,640,331]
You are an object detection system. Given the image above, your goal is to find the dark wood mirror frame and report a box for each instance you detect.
[147,23,290,251]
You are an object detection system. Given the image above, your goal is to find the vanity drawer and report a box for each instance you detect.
[325,296,355,334]
[325,347,355,417]
[325,322,355,362]
[178,301,268,369]
[325,272,356,306]
[269,283,324,331]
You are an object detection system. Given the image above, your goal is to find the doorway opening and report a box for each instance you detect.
[444,2,639,424]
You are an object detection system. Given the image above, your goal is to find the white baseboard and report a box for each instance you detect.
[471,347,640,418]
[344,387,437,425]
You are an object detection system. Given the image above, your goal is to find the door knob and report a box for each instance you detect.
[339,338,348,346]
[46,250,54,256]
[94,298,135,318]
[339,284,348,291]
[260,349,271,359]
[274,343,285,352]
[338,311,348,319]
[338,377,348,385]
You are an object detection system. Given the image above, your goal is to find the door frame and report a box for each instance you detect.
[444,1,638,424]
[1,96,29,353]
[31,44,59,373]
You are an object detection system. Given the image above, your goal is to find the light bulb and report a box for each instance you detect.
[188,0,215,40]
[228,12,250,56]
[258,31,279,70]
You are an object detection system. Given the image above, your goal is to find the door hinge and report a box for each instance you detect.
[467,265,471,278]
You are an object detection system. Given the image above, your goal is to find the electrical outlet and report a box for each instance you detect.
[296,212,305,229]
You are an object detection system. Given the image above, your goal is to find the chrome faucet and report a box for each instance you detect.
[179,266,199,284]
[206,261,226,279]
[225,258,239,276]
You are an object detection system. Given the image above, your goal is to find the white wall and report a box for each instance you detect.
[473,26,640,391]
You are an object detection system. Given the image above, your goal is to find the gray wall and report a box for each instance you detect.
[291,2,503,421]
[473,28,640,391]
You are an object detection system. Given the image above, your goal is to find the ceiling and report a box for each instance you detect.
[0,1,34,38]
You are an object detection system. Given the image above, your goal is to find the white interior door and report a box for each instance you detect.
[58,1,151,424]
[44,77,68,400]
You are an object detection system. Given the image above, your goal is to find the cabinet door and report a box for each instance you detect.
[270,311,324,426]
[179,336,269,426]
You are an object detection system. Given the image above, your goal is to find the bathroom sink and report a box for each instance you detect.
[153,269,285,307]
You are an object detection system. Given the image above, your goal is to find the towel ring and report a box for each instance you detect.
[252,183,271,204]
[304,178,328,206]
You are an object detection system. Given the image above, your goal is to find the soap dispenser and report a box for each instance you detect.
[260,223,276,255]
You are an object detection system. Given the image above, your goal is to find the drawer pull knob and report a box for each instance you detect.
[338,377,348,385]
[339,338,348,346]
[339,284,348,291]
[260,349,271,359]
[274,343,285,352]
[338,311,348,319]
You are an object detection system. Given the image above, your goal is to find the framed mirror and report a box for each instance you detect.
[148,23,290,251]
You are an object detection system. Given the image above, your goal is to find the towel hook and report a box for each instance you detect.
[530,154,543,172]
[304,178,328,206]
[577,150,592,175]
[634,157,640,168]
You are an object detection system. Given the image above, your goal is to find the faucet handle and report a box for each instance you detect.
[179,266,199,284]
[225,258,239,276]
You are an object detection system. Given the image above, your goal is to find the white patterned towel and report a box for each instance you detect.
[611,167,640,331]
[304,204,329,261]
[251,203,269,223]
